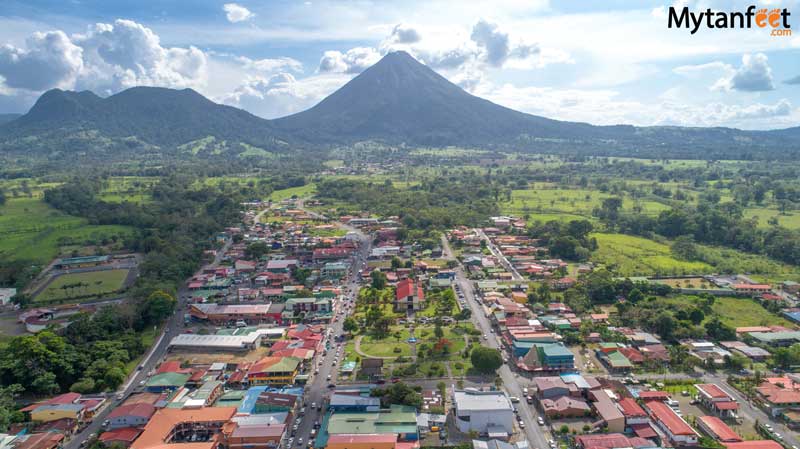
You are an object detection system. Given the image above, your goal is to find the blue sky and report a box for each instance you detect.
[0,0,798,129]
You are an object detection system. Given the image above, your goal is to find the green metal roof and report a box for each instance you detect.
[606,351,634,368]
[146,372,190,387]
[326,405,418,435]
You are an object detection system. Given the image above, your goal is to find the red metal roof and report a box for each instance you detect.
[646,400,696,436]
[724,441,783,449]
[100,428,142,443]
[698,416,741,443]
[629,423,657,439]
[696,383,733,400]
[714,401,739,410]
[107,403,156,420]
[617,397,646,417]
[638,391,669,400]
[327,434,398,444]
[396,278,424,301]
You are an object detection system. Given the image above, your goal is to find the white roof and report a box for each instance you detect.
[169,328,285,349]
[453,390,512,412]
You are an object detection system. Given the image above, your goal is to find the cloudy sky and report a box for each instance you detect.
[0,0,798,129]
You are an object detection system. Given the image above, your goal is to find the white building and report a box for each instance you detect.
[452,389,514,437]
[0,288,16,306]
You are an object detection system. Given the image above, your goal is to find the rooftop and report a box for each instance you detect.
[453,390,512,412]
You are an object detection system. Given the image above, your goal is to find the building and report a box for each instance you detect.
[29,404,85,423]
[724,441,783,449]
[99,428,142,447]
[394,278,425,312]
[540,396,591,418]
[697,416,741,443]
[695,383,738,418]
[0,288,16,306]
[589,390,624,433]
[534,343,575,370]
[732,283,772,296]
[220,418,286,449]
[326,434,397,449]
[189,304,275,325]
[14,433,64,449]
[574,434,653,449]
[130,407,236,449]
[755,376,800,417]
[246,357,300,386]
[321,262,349,279]
[324,405,418,442]
[452,390,514,437]
[645,400,698,446]
[106,403,156,429]
[282,297,332,322]
[328,393,381,412]
[144,372,190,393]
[54,255,109,269]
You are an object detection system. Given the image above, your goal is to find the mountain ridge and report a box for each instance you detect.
[1,50,799,159]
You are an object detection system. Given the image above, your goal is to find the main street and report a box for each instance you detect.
[289,200,372,449]
[477,229,523,281]
[442,235,552,449]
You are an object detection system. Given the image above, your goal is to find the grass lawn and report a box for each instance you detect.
[0,197,133,263]
[662,295,795,328]
[268,184,317,201]
[500,187,669,218]
[36,269,130,303]
[591,233,713,276]
[359,327,413,357]
[743,206,800,230]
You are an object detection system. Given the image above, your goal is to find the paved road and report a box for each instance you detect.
[62,239,232,449]
[477,229,523,281]
[287,200,372,449]
[442,236,551,449]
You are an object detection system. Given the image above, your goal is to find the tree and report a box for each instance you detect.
[244,242,269,260]
[372,382,422,407]
[0,384,22,431]
[654,311,677,341]
[585,269,616,304]
[705,317,735,341]
[371,270,387,289]
[0,189,5,206]
[343,317,358,333]
[140,290,176,325]
[372,316,393,338]
[390,257,402,270]
[471,347,503,374]
[455,308,472,327]
[598,197,623,221]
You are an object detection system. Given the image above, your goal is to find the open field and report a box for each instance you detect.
[98,176,158,203]
[268,184,317,201]
[501,186,670,218]
[743,206,800,230]
[662,295,796,328]
[591,233,713,276]
[36,269,130,303]
[0,197,133,263]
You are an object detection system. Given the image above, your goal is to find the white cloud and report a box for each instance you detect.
[714,53,775,92]
[0,19,207,97]
[0,30,83,91]
[318,47,381,74]
[221,72,351,118]
[386,24,421,45]
[223,3,255,23]
[236,56,303,73]
[470,19,539,67]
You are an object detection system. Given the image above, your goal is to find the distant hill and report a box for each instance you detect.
[1,51,799,160]
[0,113,21,125]
[0,87,287,156]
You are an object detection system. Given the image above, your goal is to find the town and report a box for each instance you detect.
[3,184,800,449]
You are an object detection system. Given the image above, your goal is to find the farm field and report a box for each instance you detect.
[591,233,713,276]
[36,269,130,303]
[0,197,133,263]
[98,176,158,203]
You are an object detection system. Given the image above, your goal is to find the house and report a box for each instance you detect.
[265,259,298,273]
[99,428,142,447]
[533,343,575,370]
[246,356,300,386]
[452,390,514,437]
[29,404,85,424]
[551,277,576,290]
[189,304,275,325]
[106,403,156,429]
[748,330,800,347]
[321,262,349,279]
[755,376,800,417]
[394,278,425,312]
[695,383,738,418]
[540,396,591,418]
[724,441,783,449]
[617,397,648,426]
[14,433,64,449]
[360,358,384,380]
[282,297,332,322]
[645,400,698,446]
[589,390,624,433]
[697,416,741,443]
